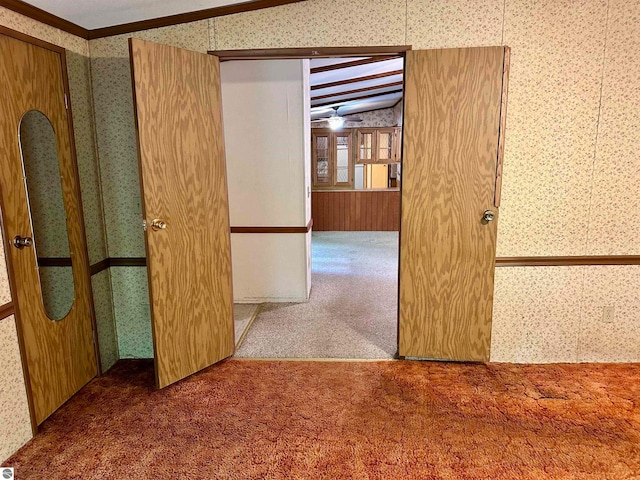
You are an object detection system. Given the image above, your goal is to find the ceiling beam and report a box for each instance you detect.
[311,81,404,102]
[311,70,403,91]
[311,89,403,109]
[310,55,400,74]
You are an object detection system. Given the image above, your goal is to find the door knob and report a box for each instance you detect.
[482,210,496,223]
[13,235,33,249]
[150,219,167,231]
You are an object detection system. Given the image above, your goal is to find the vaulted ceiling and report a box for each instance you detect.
[310,56,404,120]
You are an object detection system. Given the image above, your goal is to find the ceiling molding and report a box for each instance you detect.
[1,0,310,41]
[311,81,404,102]
[310,55,400,74]
[311,70,403,91]
[1,0,89,38]
[87,0,307,39]
[311,89,403,109]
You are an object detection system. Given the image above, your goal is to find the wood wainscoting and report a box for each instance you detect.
[312,190,400,231]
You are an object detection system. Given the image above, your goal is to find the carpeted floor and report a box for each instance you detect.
[5,359,640,479]
[236,232,398,359]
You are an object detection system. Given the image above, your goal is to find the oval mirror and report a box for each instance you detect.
[19,110,75,321]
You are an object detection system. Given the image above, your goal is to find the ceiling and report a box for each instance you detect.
[309,56,404,121]
[22,0,255,29]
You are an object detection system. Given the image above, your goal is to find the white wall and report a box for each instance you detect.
[221,59,311,303]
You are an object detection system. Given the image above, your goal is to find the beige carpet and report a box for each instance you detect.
[236,232,398,359]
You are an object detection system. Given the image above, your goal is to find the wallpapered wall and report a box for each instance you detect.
[89,22,210,358]
[88,0,639,364]
[313,107,400,129]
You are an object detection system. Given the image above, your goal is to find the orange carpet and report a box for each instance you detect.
[5,359,640,479]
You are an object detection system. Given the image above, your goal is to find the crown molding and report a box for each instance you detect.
[0,0,89,38]
[1,0,308,41]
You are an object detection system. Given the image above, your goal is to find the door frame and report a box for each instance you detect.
[0,25,101,433]
[209,45,410,357]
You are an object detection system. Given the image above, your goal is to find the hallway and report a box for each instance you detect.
[236,232,398,359]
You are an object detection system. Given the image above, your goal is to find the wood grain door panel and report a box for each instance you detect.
[0,34,97,424]
[398,47,509,361]
[129,39,234,389]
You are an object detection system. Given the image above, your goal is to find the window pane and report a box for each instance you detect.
[379,132,392,160]
[359,132,372,160]
[336,136,349,183]
[316,159,329,183]
[315,136,329,184]
[20,110,75,321]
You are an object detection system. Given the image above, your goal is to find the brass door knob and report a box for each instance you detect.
[150,219,167,231]
[13,235,33,249]
[482,210,496,223]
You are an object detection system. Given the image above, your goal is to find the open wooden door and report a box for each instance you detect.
[398,47,509,361]
[0,32,97,424]
[129,38,234,388]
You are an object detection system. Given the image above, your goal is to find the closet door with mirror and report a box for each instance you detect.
[0,30,97,425]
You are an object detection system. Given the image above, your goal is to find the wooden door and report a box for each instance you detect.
[0,33,97,424]
[129,39,234,388]
[399,47,509,361]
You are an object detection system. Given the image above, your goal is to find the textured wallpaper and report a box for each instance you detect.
[65,49,118,373]
[498,0,608,257]
[110,268,153,359]
[81,0,639,365]
[492,265,640,363]
[406,0,503,49]
[66,51,109,266]
[92,269,119,371]
[586,0,640,255]
[491,267,585,363]
[313,107,399,129]
[0,316,32,462]
[213,0,406,50]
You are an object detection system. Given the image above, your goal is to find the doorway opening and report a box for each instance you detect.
[223,53,405,359]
